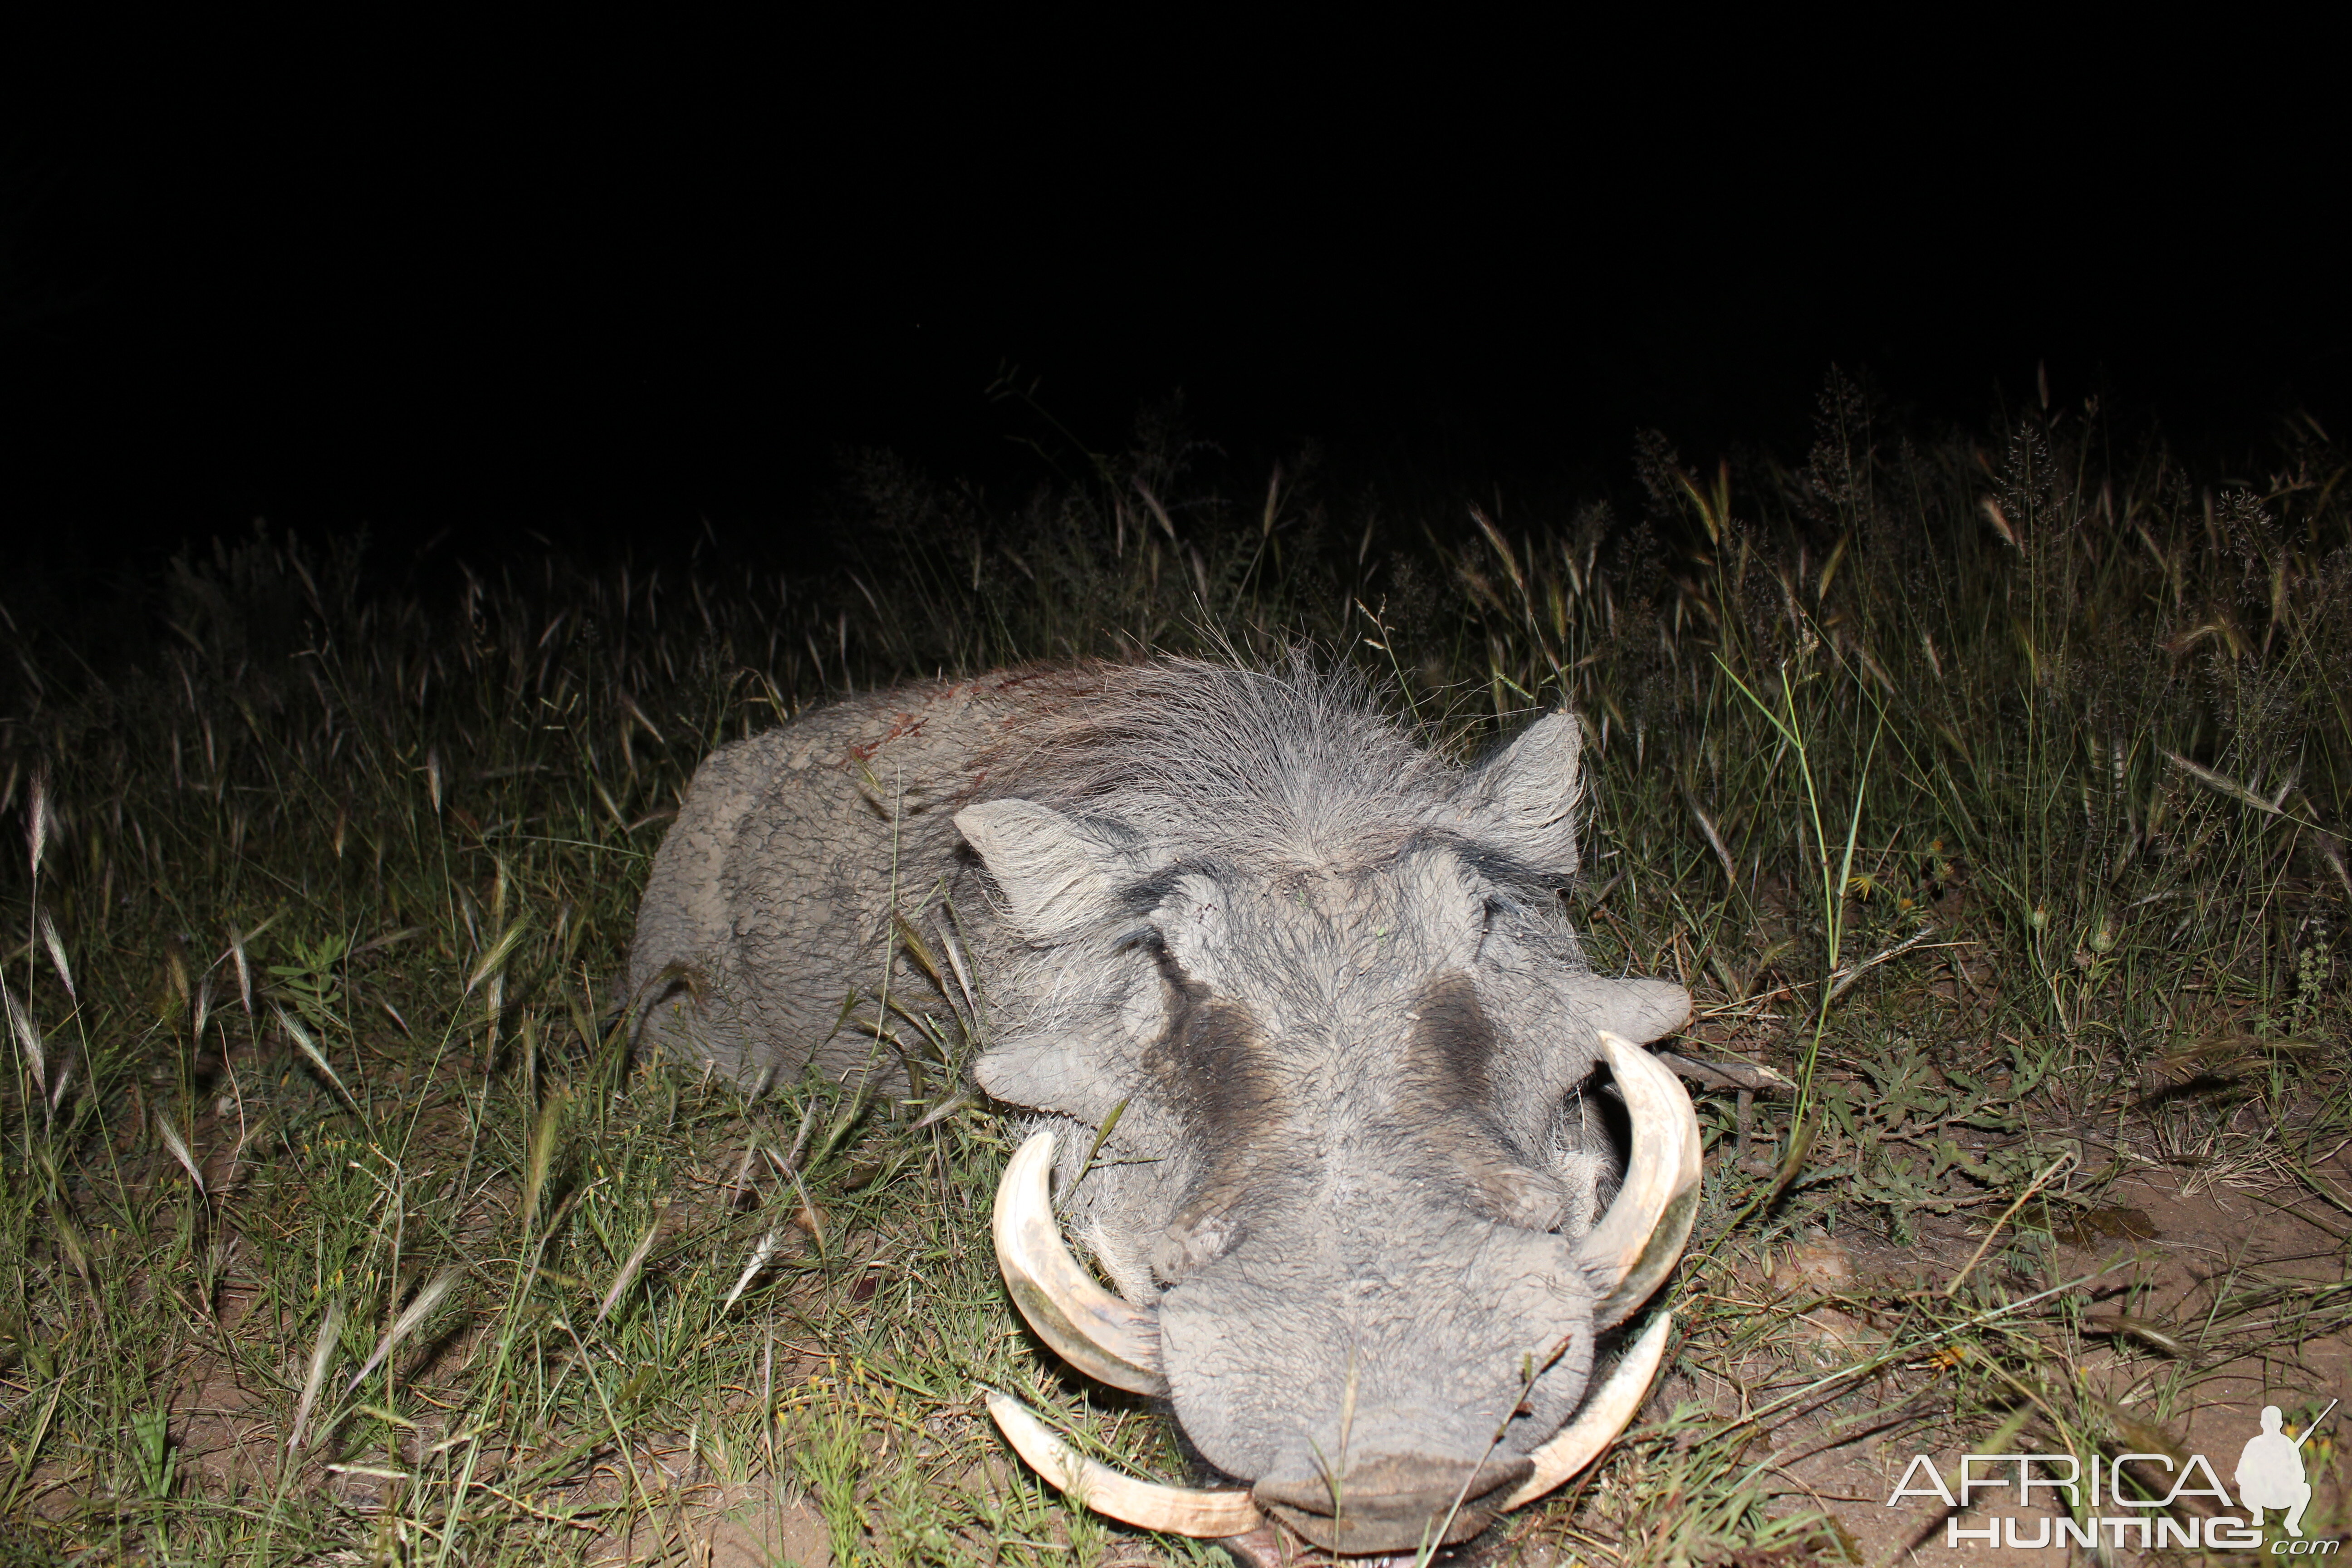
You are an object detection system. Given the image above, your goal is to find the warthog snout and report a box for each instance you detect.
[1253,1448,1534,1553]
[989,1034,1699,1554]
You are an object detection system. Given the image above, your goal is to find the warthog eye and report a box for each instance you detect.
[1475,891,1536,965]
[1118,925,1193,988]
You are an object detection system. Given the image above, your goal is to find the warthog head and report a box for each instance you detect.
[956,666,1700,1554]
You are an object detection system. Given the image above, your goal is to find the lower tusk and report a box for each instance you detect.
[1501,1308,1674,1510]
[1573,1033,1705,1330]
[985,1387,1266,1538]
[995,1129,1169,1395]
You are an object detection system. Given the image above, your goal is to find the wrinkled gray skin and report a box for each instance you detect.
[629,660,1690,1553]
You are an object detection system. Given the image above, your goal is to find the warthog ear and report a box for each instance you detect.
[1459,710,1585,874]
[956,798,1127,941]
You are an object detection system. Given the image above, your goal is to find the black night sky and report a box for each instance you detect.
[4,27,2342,575]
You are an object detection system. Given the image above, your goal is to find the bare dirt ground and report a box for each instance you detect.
[1663,1158,2352,1568]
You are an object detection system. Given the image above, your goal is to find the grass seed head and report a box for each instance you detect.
[594,1215,665,1326]
[521,1088,567,1235]
[343,1267,461,1396]
[154,1111,205,1194]
[722,1227,782,1311]
[36,911,72,1002]
[24,769,45,878]
[276,1007,355,1110]
[230,927,254,1016]
[4,985,43,1098]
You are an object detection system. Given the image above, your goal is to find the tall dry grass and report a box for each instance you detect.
[0,371,2346,1562]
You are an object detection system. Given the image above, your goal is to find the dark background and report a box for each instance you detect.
[3,27,2342,577]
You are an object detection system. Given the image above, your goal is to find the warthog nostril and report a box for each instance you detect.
[1254,1450,1535,1553]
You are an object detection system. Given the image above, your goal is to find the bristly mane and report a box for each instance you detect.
[989,654,1455,875]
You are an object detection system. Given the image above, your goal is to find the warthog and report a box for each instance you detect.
[629,659,1700,1556]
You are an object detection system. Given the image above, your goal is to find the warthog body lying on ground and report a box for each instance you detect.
[629,660,1701,1555]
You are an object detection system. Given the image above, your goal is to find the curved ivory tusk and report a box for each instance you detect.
[994,1129,1169,1396]
[985,1386,1266,1537]
[1573,1032,1705,1330]
[1500,1308,1674,1509]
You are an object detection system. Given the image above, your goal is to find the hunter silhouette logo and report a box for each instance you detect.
[2240,1401,2335,1538]
[1886,1398,2338,1551]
